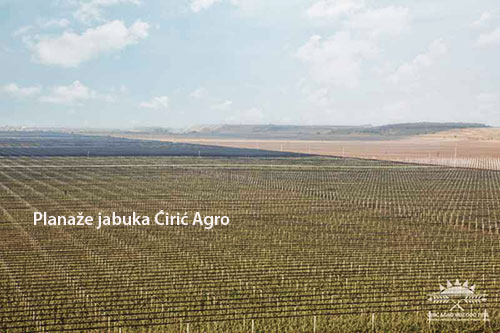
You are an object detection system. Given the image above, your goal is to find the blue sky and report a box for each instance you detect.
[1,0,499,128]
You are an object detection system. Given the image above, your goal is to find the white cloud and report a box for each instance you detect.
[211,100,232,110]
[74,0,141,24]
[140,96,169,110]
[39,18,71,29]
[190,0,222,13]
[347,6,409,38]
[307,0,409,38]
[190,87,207,99]
[477,27,500,48]
[190,0,259,13]
[2,83,41,97]
[472,11,498,27]
[307,0,365,19]
[189,0,275,15]
[39,81,100,105]
[13,19,70,37]
[30,20,150,67]
[13,25,33,37]
[388,39,447,85]
[297,32,378,88]
[302,2,410,92]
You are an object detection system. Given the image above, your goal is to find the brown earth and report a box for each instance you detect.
[115,128,500,161]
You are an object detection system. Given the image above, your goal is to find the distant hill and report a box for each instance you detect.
[177,123,488,140]
[361,122,489,136]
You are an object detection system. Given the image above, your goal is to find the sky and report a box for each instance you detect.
[0,0,499,128]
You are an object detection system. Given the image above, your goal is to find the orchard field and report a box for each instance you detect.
[0,134,499,332]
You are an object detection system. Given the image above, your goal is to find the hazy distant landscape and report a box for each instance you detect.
[96,122,489,140]
[110,122,500,170]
